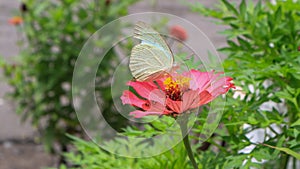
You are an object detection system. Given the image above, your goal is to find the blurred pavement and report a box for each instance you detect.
[0,0,36,141]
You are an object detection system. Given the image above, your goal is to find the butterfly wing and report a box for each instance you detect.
[130,21,174,81]
[130,44,172,81]
[134,21,173,60]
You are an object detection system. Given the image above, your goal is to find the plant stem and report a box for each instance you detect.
[177,114,198,169]
[293,157,296,169]
[280,154,289,169]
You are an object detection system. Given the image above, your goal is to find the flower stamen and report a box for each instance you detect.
[163,76,190,101]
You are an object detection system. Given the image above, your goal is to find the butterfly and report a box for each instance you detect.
[129,21,174,81]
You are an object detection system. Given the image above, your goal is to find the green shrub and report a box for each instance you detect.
[57,135,190,169]
[1,0,137,159]
[190,0,300,168]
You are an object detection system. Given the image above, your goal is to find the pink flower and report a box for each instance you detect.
[169,25,188,41]
[8,16,23,25]
[121,69,235,118]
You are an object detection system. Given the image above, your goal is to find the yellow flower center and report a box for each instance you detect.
[163,76,190,101]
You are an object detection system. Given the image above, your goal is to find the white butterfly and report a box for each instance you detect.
[129,21,174,81]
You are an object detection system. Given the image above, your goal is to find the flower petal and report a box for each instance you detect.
[181,90,201,111]
[129,110,164,118]
[185,70,218,91]
[169,25,188,41]
[198,90,213,105]
[180,90,213,112]
[148,89,166,105]
[121,90,148,109]
[207,77,235,97]
[149,101,166,112]
[8,16,23,25]
[127,81,157,99]
[166,98,182,113]
[154,79,166,91]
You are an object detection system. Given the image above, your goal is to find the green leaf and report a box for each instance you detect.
[263,144,300,160]
[275,6,282,23]
[252,148,272,161]
[224,155,248,169]
[221,0,238,15]
[253,0,262,17]
[291,119,300,127]
[237,37,251,49]
[239,0,246,17]
[275,90,294,103]
[222,16,237,22]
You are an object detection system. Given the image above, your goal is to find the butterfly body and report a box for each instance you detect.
[129,21,174,81]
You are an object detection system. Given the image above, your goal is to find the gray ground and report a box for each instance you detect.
[0,0,228,168]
